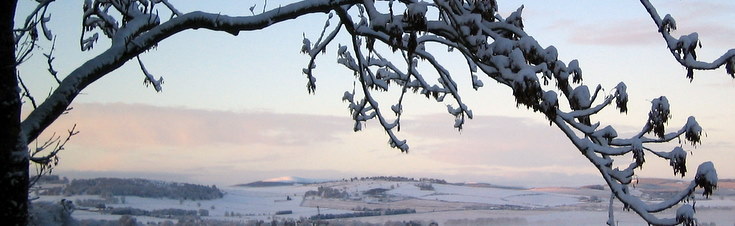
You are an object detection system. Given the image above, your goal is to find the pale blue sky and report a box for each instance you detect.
[17,1,735,187]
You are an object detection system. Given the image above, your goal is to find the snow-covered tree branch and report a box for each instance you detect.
[22,0,363,145]
[640,0,735,80]
[300,1,715,224]
[2,0,724,224]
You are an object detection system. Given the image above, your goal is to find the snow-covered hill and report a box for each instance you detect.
[33,176,735,225]
[235,176,332,187]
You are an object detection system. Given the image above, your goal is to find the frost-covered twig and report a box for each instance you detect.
[137,56,163,92]
[157,0,182,18]
[640,0,735,80]
[302,13,342,93]
[13,0,54,65]
[28,124,78,189]
[335,6,408,151]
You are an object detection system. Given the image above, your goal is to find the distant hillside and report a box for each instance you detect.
[236,181,297,187]
[63,178,224,200]
[236,176,451,187]
[577,178,735,198]
[235,176,331,187]
[453,182,525,190]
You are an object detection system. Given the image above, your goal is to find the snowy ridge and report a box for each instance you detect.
[236,176,332,187]
[261,176,330,184]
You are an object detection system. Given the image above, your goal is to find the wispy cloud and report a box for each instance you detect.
[552,18,659,46]
[542,2,735,47]
[402,115,580,167]
[45,103,733,187]
[46,103,594,185]
[49,103,350,149]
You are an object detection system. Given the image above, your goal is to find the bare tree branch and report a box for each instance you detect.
[28,124,78,189]
[17,73,37,109]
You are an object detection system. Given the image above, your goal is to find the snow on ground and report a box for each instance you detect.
[320,180,581,208]
[35,178,735,225]
[334,208,735,226]
[204,185,353,219]
[402,183,581,208]
[56,183,353,222]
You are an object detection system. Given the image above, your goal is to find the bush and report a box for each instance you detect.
[29,201,76,226]
[304,186,348,199]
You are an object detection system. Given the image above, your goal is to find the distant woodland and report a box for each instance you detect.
[37,176,223,201]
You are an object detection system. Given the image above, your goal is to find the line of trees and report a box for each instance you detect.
[305,186,349,199]
[349,176,447,184]
[310,208,416,220]
[63,178,224,200]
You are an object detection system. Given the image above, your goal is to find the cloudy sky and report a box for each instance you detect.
[17,0,735,187]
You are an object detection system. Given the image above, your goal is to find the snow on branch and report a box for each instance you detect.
[137,56,163,92]
[305,0,718,223]
[21,0,362,144]
[302,13,342,93]
[641,0,735,80]
[14,0,54,65]
[17,0,721,224]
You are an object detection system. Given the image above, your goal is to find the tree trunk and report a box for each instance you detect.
[0,0,29,225]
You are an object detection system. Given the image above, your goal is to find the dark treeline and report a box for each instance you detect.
[63,178,223,200]
[108,207,203,218]
[309,208,417,220]
[304,186,348,199]
[346,176,447,184]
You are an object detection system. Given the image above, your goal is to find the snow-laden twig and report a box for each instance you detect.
[21,0,362,144]
[335,6,408,151]
[640,0,735,80]
[137,56,163,92]
[302,13,342,93]
[14,0,54,65]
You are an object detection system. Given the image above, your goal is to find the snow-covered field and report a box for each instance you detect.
[36,177,735,225]
[389,183,580,207]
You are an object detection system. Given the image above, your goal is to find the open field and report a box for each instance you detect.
[35,177,735,225]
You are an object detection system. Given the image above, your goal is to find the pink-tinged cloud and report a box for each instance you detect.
[561,19,660,46]
[47,103,352,150]
[549,2,735,47]
[401,115,583,168]
[44,103,732,187]
[48,103,592,169]
[46,103,588,175]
